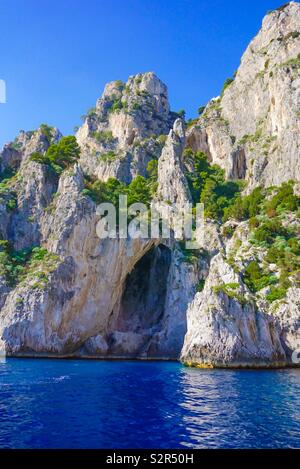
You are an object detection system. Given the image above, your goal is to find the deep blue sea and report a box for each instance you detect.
[0,359,300,449]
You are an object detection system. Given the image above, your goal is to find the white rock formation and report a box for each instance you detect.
[76,72,175,183]
[180,254,286,367]
[0,5,299,367]
[187,2,300,189]
[0,160,200,357]
[157,119,191,207]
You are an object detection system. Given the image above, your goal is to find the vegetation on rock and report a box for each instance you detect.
[82,172,156,209]
[0,242,59,288]
[213,282,246,305]
[183,148,243,219]
[30,136,80,174]
[91,130,115,144]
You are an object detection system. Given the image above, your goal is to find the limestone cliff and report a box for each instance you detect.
[0,3,299,367]
[187,1,300,190]
[0,116,197,358]
[76,72,175,184]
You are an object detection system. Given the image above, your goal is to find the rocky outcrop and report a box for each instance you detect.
[0,4,299,367]
[180,254,286,368]
[0,73,200,359]
[0,162,200,357]
[0,236,199,358]
[157,119,191,207]
[272,287,300,358]
[187,1,300,190]
[0,126,61,248]
[10,161,58,250]
[0,126,61,174]
[181,203,300,368]
[76,72,175,184]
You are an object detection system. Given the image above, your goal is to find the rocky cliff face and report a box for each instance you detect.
[0,3,299,367]
[181,254,287,368]
[0,115,198,358]
[76,72,175,184]
[187,1,300,190]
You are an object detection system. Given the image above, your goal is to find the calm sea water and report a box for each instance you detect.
[0,358,300,448]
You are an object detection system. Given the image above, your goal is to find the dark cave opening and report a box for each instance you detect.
[117,244,172,333]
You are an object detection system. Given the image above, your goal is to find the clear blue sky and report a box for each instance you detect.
[0,0,287,147]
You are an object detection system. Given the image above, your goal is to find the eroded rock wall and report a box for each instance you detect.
[187,2,300,190]
[0,5,300,366]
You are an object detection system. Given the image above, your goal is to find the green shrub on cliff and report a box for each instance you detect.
[83,160,158,209]
[0,243,59,287]
[243,261,277,293]
[126,176,152,206]
[266,285,288,302]
[6,196,17,212]
[223,187,264,221]
[100,150,117,162]
[47,136,80,169]
[224,182,299,223]
[252,219,289,245]
[83,174,153,208]
[40,124,55,144]
[265,181,299,214]
[221,77,234,97]
[91,130,114,144]
[0,166,16,184]
[30,136,80,174]
[184,149,212,203]
[264,237,300,273]
[146,159,158,196]
[82,177,125,206]
[213,282,246,305]
[183,149,242,219]
[108,98,128,113]
[0,240,11,278]
[200,177,241,220]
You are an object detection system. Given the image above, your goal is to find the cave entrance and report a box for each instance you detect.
[117,244,172,333]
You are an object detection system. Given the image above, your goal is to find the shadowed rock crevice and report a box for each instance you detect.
[228,147,247,179]
[117,244,171,333]
[103,244,173,358]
